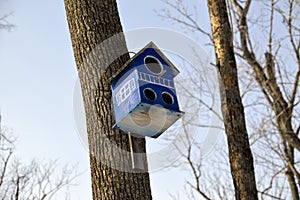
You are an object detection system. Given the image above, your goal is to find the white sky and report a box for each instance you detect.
[0,0,216,199]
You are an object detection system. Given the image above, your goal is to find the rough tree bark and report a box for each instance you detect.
[207,0,258,199]
[228,0,300,198]
[229,0,300,153]
[64,0,152,199]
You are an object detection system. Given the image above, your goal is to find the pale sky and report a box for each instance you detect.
[0,1,219,199]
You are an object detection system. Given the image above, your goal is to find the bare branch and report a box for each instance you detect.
[0,12,15,31]
[0,116,79,199]
[158,0,213,43]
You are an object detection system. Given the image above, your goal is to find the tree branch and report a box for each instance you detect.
[0,12,15,31]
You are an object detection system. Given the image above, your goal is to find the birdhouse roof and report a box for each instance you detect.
[111,41,180,81]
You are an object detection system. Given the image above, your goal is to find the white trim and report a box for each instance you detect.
[116,78,136,106]
[138,72,174,89]
[162,92,174,105]
[144,55,163,74]
[143,88,157,101]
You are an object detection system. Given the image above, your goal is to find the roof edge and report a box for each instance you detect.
[111,41,180,81]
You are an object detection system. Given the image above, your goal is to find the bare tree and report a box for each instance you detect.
[226,0,300,199]
[159,0,300,199]
[0,114,79,200]
[207,0,258,199]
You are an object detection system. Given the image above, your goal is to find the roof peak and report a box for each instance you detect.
[111,41,180,81]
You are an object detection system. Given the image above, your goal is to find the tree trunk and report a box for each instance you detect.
[207,0,258,199]
[64,0,152,199]
[227,0,300,197]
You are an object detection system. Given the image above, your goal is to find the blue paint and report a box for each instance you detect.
[111,42,184,138]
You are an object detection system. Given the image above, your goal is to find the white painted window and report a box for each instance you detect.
[116,78,136,106]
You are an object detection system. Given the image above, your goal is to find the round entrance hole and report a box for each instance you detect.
[162,92,174,105]
[144,56,163,74]
[144,88,157,101]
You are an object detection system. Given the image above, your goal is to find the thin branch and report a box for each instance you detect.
[0,12,15,31]
[185,145,211,200]
[158,0,213,42]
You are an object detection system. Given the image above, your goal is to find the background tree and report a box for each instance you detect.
[207,0,258,199]
[159,0,300,199]
[64,0,152,199]
[0,114,78,200]
[0,13,78,200]
[227,0,300,199]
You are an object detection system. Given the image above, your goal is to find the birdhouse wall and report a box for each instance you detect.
[111,62,136,89]
[134,48,174,81]
[138,83,180,111]
[111,68,141,124]
[133,48,181,112]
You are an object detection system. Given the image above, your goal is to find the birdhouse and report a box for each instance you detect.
[111,41,184,138]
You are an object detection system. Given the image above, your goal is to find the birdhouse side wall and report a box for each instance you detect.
[111,68,141,124]
[139,83,180,111]
[131,49,181,112]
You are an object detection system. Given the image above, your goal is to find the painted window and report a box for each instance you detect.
[116,78,136,106]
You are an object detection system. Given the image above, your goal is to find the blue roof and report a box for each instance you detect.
[111,41,180,81]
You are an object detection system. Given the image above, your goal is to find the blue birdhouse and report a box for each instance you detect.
[111,41,184,138]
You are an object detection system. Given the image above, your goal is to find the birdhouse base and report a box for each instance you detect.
[113,103,184,138]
